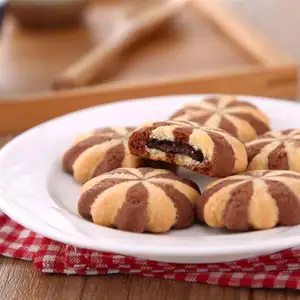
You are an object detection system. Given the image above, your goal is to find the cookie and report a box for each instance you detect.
[170,95,270,142]
[128,120,248,177]
[62,127,143,183]
[196,170,300,231]
[78,168,200,233]
[246,129,300,172]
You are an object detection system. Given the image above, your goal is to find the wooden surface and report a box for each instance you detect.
[0,64,297,134]
[0,0,255,96]
[52,0,188,89]
[1,0,300,299]
[0,0,297,133]
[2,257,300,300]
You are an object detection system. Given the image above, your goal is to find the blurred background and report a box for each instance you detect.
[228,0,299,61]
[0,0,299,134]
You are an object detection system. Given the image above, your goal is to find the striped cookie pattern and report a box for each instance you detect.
[170,95,270,142]
[196,170,300,231]
[128,120,248,177]
[62,127,143,184]
[246,129,300,172]
[78,168,200,233]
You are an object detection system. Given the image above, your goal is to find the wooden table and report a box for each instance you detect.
[1,1,300,299]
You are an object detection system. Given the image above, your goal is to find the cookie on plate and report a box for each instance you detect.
[170,95,270,142]
[196,170,300,231]
[246,129,300,172]
[128,120,248,178]
[78,168,200,233]
[62,127,143,183]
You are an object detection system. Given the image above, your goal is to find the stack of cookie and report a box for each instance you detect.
[62,95,300,234]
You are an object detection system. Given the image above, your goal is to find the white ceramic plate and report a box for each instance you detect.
[1,94,300,264]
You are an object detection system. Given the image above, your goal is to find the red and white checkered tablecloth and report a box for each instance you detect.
[2,212,300,289]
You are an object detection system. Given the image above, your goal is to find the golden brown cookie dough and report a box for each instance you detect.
[246,129,300,172]
[128,120,248,178]
[62,127,143,184]
[78,167,201,233]
[170,95,270,142]
[196,170,300,231]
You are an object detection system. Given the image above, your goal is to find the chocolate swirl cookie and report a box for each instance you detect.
[128,120,248,177]
[196,170,300,231]
[246,129,300,172]
[170,95,270,142]
[62,127,143,184]
[78,167,200,233]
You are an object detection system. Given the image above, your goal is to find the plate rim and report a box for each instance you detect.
[1,93,300,262]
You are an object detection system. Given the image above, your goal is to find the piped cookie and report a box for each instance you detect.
[196,170,300,231]
[128,120,248,177]
[170,95,270,142]
[62,127,143,183]
[246,129,300,172]
[78,167,200,233]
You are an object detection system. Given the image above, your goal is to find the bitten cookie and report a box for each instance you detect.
[196,170,300,231]
[78,168,200,233]
[170,95,270,142]
[246,129,300,172]
[62,127,143,183]
[128,120,248,177]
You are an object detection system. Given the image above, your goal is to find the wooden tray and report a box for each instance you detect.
[0,0,297,133]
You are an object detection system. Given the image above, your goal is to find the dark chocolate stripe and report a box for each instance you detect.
[170,108,188,119]
[151,122,174,127]
[226,101,257,109]
[108,168,138,176]
[280,129,295,135]
[115,183,148,233]
[223,181,253,231]
[268,143,289,170]
[230,112,270,136]
[173,127,193,144]
[203,97,219,105]
[138,167,157,176]
[246,142,270,163]
[94,127,121,137]
[142,160,177,173]
[128,126,155,159]
[266,179,300,225]
[92,143,125,177]
[62,135,115,173]
[152,182,194,228]
[182,179,201,194]
[195,179,243,222]
[203,131,235,177]
[78,179,130,219]
[148,172,200,193]
[188,114,212,125]
[219,117,238,137]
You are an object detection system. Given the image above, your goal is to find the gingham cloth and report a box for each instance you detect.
[2,212,300,289]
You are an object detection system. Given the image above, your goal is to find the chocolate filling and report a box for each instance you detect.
[146,139,204,162]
